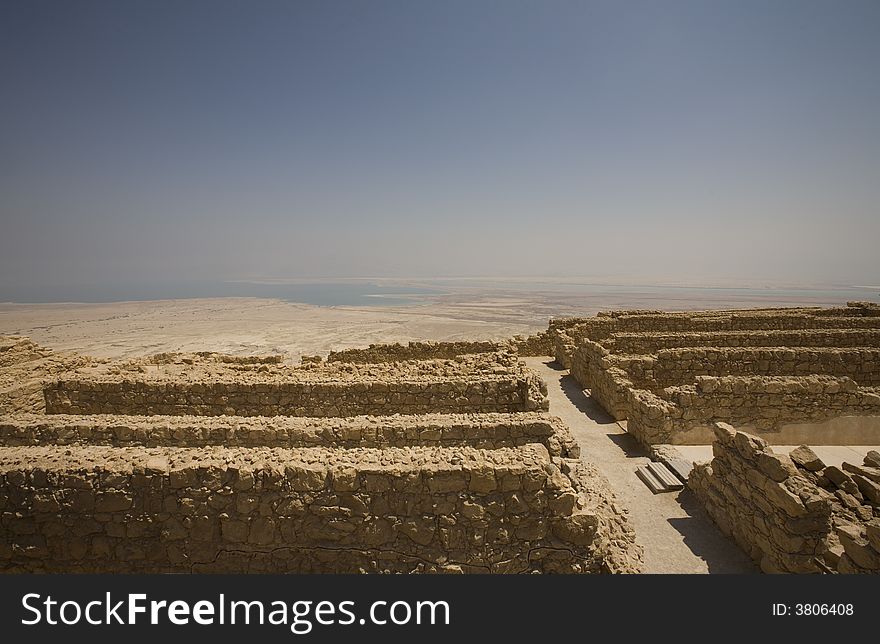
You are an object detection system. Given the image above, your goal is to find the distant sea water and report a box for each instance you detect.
[419,278,879,302]
[0,281,441,307]
[0,278,877,308]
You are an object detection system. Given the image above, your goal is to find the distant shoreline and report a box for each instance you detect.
[0,277,876,307]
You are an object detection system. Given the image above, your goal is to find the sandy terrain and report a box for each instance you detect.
[1,284,874,360]
[0,298,542,359]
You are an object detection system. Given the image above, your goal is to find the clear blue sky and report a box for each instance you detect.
[2,0,879,296]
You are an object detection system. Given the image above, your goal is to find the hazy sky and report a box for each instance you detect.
[2,0,879,296]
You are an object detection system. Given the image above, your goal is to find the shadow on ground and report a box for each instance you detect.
[541,359,565,371]
[666,490,758,574]
[558,374,616,425]
[558,373,650,459]
[604,431,648,458]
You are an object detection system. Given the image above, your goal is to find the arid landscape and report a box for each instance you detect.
[2,2,878,637]
[2,279,876,359]
[2,298,880,574]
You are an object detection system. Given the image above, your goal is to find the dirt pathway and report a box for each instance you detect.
[525,357,756,573]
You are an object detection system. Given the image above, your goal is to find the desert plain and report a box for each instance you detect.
[1,279,874,359]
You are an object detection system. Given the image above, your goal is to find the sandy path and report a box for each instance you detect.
[524,357,757,573]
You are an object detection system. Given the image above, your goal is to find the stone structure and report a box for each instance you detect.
[553,303,880,445]
[0,336,641,574]
[0,411,580,458]
[327,340,509,363]
[510,328,558,357]
[0,443,639,573]
[690,423,880,574]
[323,331,560,363]
[43,351,549,417]
[631,375,880,444]
[606,329,880,354]
[44,375,547,418]
[554,304,880,369]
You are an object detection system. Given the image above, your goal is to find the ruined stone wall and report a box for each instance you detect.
[510,330,554,357]
[0,412,580,459]
[587,367,637,423]
[553,332,574,369]
[326,341,509,363]
[0,337,644,574]
[822,301,880,316]
[598,302,880,318]
[562,308,880,441]
[553,313,880,367]
[593,312,877,335]
[665,376,880,429]
[569,341,633,421]
[607,329,880,355]
[0,443,640,573]
[578,314,880,344]
[689,424,833,573]
[597,307,823,317]
[0,336,94,414]
[690,423,880,573]
[625,375,880,445]
[323,335,557,363]
[625,347,880,389]
[44,375,549,417]
[44,350,549,417]
[570,340,880,397]
[142,353,286,365]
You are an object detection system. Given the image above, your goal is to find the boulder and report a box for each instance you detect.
[788,446,825,472]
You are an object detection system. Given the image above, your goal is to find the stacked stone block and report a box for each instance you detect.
[626,376,880,445]
[557,305,880,445]
[554,302,880,368]
[0,412,580,458]
[690,423,880,574]
[327,340,510,363]
[0,443,640,573]
[0,337,642,574]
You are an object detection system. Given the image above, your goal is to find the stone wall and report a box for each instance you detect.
[109,351,526,386]
[689,423,833,572]
[570,341,632,420]
[141,352,286,365]
[510,330,555,357]
[44,374,549,417]
[607,329,880,355]
[626,375,880,445]
[625,347,880,389]
[690,423,880,573]
[586,312,880,337]
[321,333,558,364]
[561,307,880,447]
[571,342,880,404]
[827,301,880,316]
[0,411,580,459]
[0,337,645,574]
[0,443,640,573]
[553,311,880,367]
[326,341,509,363]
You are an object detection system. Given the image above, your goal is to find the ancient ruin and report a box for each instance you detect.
[555,302,880,446]
[690,423,880,574]
[2,302,879,574]
[542,301,880,573]
[0,336,639,573]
